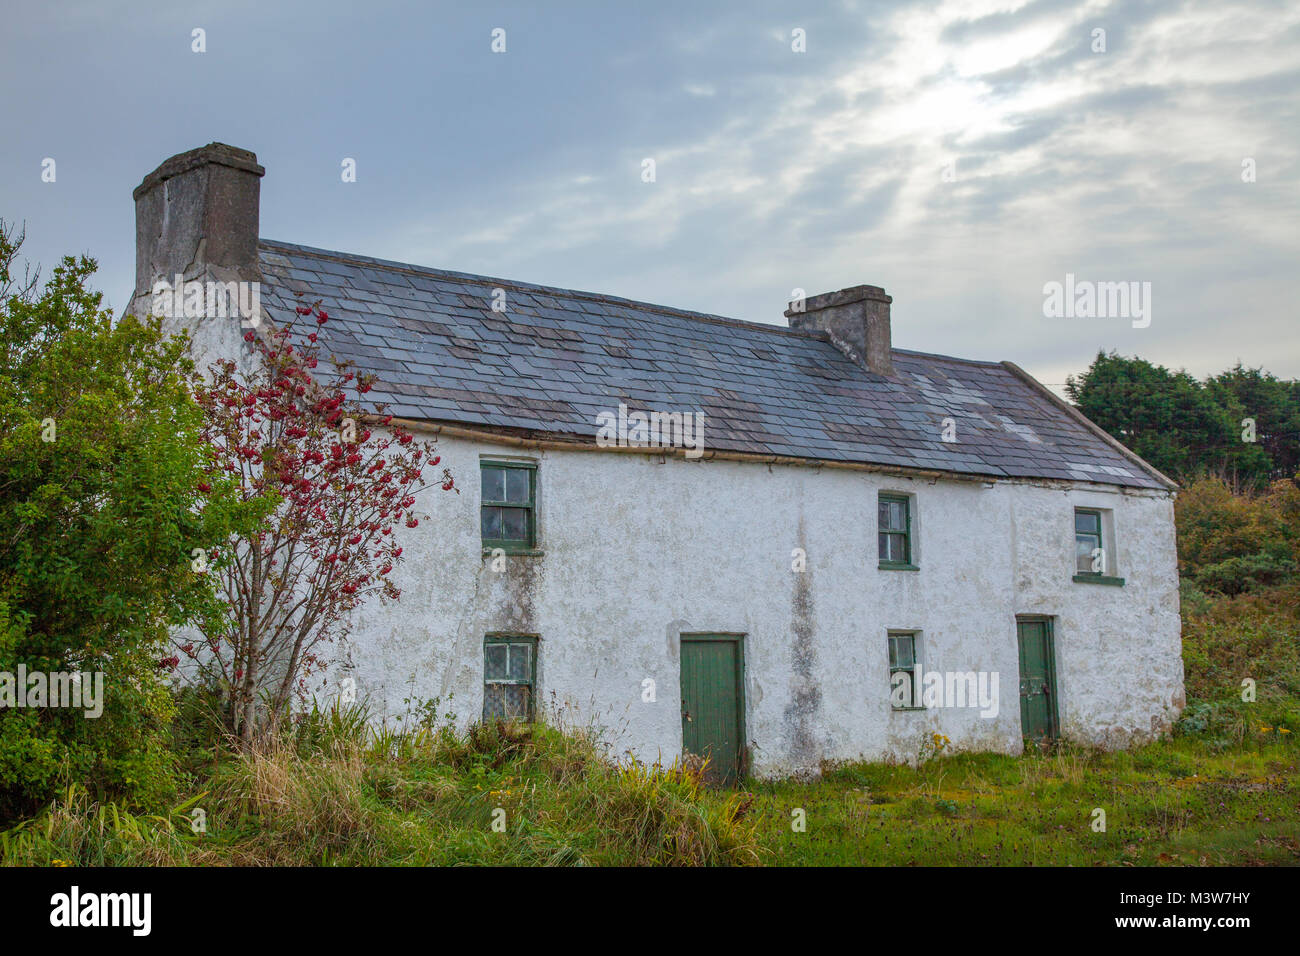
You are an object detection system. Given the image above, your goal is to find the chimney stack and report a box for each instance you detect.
[127,143,265,369]
[785,285,894,376]
[129,142,264,313]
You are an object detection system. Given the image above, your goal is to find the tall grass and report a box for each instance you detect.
[0,785,201,866]
[0,703,760,867]
[3,711,1292,866]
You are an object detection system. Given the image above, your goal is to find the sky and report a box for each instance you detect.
[1,0,1297,394]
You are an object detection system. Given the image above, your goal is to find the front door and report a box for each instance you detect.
[1016,617,1059,744]
[680,636,744,785]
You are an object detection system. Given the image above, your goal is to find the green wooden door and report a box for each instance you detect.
[1016,618,1058,744]
[680,637,744,785]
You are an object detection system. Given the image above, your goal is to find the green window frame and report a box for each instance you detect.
[483,635,538,721]
[888,632,921,710]
[878,493,915,569]
[1074,508,1103,575]
[481,461,537,552]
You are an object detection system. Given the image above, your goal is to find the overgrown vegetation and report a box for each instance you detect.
[0,222,265,821]
[1176,476,1299,595]
[1169,473,1300,750]
[0,700,1292,867]
[0,704,762,867]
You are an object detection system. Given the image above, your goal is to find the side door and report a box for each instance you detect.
[1016,617,1059,744]
[680,635,745,785]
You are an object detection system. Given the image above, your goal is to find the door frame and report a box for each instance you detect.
[1014,615,1060,742]
[679,633,747,781]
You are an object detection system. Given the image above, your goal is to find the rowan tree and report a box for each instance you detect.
[187,299,454,744]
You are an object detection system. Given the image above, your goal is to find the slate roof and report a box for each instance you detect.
[256,239,1171,491]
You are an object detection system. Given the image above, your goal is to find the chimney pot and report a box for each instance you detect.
[786,284,893,375]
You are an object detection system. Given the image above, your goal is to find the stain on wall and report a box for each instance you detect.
[783,511,822,772]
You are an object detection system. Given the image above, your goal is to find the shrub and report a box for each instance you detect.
[0,223,259,822]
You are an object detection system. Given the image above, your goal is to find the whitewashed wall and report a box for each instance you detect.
[323,432,1184,777]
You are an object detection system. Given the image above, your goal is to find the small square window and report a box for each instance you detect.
[878,494,913,567]
[888,632,920,709]
[1074,508,1103,575]
[483,636,536,721]
[481,462,536,551]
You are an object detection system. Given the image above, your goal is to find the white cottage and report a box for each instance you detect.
[129,144,1184,780]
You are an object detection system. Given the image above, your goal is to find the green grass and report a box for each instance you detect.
[2,720,1295,867]
[751,737,1298,866]
[3,582,1297,867]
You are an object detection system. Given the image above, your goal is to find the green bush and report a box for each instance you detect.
[0,222,261,822]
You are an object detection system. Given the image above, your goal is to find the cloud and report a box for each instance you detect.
[2,0,1295,384]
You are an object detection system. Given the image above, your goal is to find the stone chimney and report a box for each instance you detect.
[127,143,265,368]
[785,285,894,376]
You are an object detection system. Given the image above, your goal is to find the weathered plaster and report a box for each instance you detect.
[320,433,1184,777]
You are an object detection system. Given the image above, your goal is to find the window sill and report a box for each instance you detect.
[879,562,920,572]
[1072,574,1125,587]
[483,546,545,557]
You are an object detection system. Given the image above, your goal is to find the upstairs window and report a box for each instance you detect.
[1074,508,1104,575]
[1073,507,1124,585]
[481,461,536,552]
[878,494,914,568]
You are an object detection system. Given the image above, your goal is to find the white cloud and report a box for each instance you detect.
[683,83,717,97]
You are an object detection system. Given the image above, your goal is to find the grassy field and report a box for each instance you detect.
[1,717,1294,867]
[755,736,1297,866]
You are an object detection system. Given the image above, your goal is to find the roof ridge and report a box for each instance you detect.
[892,348,1006,369]
[259,238,821,341]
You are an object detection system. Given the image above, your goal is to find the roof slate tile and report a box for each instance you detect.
[256,240,1168,489]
